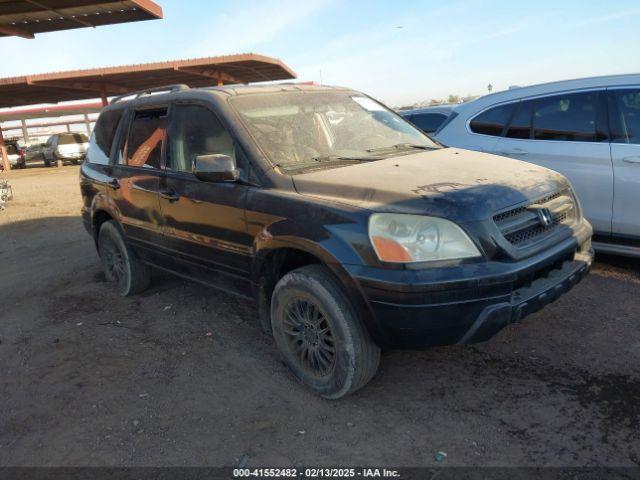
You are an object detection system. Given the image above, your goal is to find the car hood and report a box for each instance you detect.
[291,148,570,222]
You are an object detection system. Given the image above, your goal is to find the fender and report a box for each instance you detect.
[250,218,384,342]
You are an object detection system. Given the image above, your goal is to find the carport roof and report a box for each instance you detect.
[0,53,298,108]
[0,0,163,39]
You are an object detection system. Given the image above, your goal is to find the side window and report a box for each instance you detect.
[167,104,234,173]
[411,113,448,133]
[533,91,598,142]
[87,109,123,165]
[470,103,516,136]
[610,89,640,144]
[506,101,532,139]
[123,108,167,168]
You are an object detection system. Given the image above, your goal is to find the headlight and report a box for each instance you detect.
[368,213,481,263]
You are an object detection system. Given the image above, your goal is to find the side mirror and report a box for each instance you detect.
[193,154,239,182]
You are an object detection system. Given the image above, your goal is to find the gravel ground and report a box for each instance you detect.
[0,165,638,468]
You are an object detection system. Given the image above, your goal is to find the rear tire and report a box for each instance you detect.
[270,265,380,399]
[98,220,151,296]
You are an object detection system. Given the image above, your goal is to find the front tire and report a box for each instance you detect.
[98,221,151,296]
[271,265,380,399]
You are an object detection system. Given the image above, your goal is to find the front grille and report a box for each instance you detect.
[494,189,577,247]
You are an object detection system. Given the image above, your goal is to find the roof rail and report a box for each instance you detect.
[110,84,190,104]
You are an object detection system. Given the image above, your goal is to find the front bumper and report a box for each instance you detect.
[346,232,593,348]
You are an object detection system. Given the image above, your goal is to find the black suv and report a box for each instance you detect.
[80,84,593,398]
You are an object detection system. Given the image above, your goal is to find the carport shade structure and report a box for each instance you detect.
[0,0,163,39]
[0,53,297,170]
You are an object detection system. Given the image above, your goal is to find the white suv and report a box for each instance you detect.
[434,74,640,257]
[42,133,89,166]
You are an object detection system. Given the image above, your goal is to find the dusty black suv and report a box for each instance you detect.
[80,84,593,398]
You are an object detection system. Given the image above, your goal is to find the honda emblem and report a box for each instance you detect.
[536,207,554,228]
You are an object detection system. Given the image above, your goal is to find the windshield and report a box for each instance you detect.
[230,91,439,173]
[58,133,88,145]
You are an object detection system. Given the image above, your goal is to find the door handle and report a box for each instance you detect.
[107,179,120,190]
[622,156,640,164]
[160,189,180,203]
[498,148,528,156]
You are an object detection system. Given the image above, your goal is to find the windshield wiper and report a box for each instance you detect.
[366,143,437,153]
[311,154,381,163]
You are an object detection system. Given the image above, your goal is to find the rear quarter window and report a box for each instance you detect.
[87,109,123,165]
[469,103,516,136]
[410,112,448,133]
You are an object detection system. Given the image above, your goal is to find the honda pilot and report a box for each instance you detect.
[80,84,593,399]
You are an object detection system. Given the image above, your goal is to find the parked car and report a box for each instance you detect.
[80,84,593,398]
[23,143,48,168]
[434,73,640,257]
[5,140,25,169]
[399,104,458,135]
[43,133,89,166]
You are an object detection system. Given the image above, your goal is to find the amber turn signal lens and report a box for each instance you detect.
[371,236,412,262]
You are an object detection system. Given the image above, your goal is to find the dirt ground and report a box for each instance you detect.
[0,165,639,468]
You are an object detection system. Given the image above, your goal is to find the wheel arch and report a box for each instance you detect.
[252,239,377,341]
[89,196,123,251]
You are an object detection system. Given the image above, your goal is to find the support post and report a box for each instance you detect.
[100,89,109,107]
[66,124,71,133]
[0,124,9,172]
[21,120,29,144]
[84,114,92,136]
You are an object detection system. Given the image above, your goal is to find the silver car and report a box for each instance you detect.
[434,73,640,257]
[42,133,89,166]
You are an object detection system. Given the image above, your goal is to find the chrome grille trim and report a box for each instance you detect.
[493,189,577,247]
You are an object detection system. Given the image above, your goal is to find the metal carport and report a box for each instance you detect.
[0,0,163,39]
[0,54,297,170]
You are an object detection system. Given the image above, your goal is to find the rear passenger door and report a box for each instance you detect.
[158,102,253,296]
[109,106,167,260]
[493,91,613,235]
[608,87,640,237]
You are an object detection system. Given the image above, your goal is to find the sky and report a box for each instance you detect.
[1,0,640,108]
